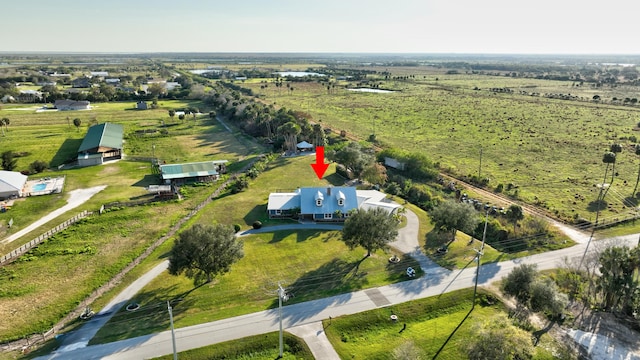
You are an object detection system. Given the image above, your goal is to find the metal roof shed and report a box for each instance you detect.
[78,123,124,154]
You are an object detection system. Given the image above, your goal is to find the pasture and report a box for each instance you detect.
[0,100,264,342]
[243,72,640,228]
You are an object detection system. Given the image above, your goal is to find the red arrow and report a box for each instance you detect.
[310,146,329,179]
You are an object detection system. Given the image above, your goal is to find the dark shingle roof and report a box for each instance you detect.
[78,123,123,153]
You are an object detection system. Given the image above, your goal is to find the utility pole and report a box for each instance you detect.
[478,146,483,179]
[277,283,289,358]
[579,185,605,270]
[473,207,490,309]
[168,301,177,360]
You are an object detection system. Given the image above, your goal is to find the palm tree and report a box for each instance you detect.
[603,144,622,199]
[633,144,640,199]
[277,121,301,153]
[601,151,616,200]
[312,123,325,147]
[506,204,524,234]
[258,113,272,139]
[73,118,82,132]
[0,118,7,136]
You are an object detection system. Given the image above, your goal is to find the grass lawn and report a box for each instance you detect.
[151,332,313,360]
[324,288,571,359]
[194,155,345,227]
[91,229,421,344]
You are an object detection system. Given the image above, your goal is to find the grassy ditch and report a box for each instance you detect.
[151,332,313,360]
[324,288,571,359]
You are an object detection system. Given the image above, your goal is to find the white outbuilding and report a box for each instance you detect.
[0,171,27,199]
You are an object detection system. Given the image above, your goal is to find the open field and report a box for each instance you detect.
[243,72,640,228]
[0,100,265,342]
[0,100,264,248]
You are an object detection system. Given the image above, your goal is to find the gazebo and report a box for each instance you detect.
[296,141,314,152]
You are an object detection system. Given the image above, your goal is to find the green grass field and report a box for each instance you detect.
[151,332,313,360]
[0,100,266,343]
[324,288,571,359]
[243,73,640,229]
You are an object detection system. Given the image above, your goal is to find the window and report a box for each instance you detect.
[315,190,324,207]
[324,213,333,220]
[275,209,282,215]
[336,190,346,206]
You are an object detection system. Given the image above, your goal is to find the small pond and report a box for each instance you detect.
[347,88,395,93]
[276,71,326,77]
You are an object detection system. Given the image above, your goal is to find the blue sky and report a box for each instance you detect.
[5,0,639,54]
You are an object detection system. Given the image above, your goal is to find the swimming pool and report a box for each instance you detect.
[33,183,47,191]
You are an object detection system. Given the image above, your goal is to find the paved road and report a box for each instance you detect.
[55,261,170,351]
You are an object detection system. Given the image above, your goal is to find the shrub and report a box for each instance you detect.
[233,224,241,233]
[252,221,262,229]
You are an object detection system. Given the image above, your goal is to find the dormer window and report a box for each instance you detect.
[336,190,346,206]
[315,190,324,207]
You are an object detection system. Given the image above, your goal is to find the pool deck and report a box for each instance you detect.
[24,176,65,196]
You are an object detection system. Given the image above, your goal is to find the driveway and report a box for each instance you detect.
[1,185,107,245]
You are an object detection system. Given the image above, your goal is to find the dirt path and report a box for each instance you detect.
[440,173,592,243]
[1,185,107,245]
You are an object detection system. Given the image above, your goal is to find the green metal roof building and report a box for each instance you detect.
[77,123,124,167]
[160,160,228,184]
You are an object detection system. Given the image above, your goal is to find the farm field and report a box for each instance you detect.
[0,100,265,343]
[242,71,640,228]
[0,100,263,247]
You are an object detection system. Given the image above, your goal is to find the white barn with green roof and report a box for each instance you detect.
[77,123,124,167]
[159,160,228,185]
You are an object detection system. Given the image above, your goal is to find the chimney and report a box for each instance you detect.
[327,187,331,196]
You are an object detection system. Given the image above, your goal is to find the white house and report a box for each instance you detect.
[55,99,91,111]
[0,171,27,199]
[90,71,109,77]
[1,95,15,103]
